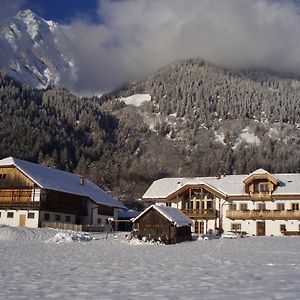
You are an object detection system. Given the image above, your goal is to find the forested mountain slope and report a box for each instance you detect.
[2,59,300,203]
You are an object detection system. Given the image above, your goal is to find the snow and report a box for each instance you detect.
[232,127,260,150]
[0,227,300,299]
[214,131,226,145]
[120,94,151,107]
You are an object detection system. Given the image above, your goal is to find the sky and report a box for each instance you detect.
[2,0,300,95]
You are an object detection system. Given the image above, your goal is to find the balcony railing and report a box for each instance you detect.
[0,201,40,210]
[180,209,217,219]
[226,210,300,220]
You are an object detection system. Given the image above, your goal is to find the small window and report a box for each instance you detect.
[260,184,269,193]
[65,216,71,222]
[7,212,14,218]
[97,218,102,224]
[254,183,259,192]
[291,203,299,210]
[27,212,35,219]
[0,174,6,179]
[257,203,266,211]
[166,202,171,207]
[207,201,213,209]
[231,223,241,231]
[240,203,248,211]
[0,212,1,218]
[55,215,60,221]
[229,203,237,211]
[44,213,50,221]
[280,224,286,232]
[277,203,285,211]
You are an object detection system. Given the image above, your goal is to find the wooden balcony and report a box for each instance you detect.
[227,210,300,220]
[0,201,40,210]
[180,209,217,219]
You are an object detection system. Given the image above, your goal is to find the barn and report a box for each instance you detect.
[132,205,192,244]
[0,156,125,229]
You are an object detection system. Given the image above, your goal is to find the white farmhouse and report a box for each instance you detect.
[0,157,125,228]
[142,168,300,236]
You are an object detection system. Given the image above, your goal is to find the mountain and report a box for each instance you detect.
[0,10,76,89]
[2,53,300,204]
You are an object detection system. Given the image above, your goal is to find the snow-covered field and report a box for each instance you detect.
[0,227,300,299]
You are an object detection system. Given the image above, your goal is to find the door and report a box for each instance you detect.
[19,214,26,227]
[256,222,265,236]
[194,220,204,234]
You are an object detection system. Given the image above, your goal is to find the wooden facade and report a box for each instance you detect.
[0,161,120,229]
[166,185,219,234]
[133,206,191,244]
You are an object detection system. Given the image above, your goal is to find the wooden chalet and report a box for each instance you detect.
[0,157,125,229]
[142,169,300,236]
[132,205,192,244]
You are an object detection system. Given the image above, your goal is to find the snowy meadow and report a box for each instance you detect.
[0,227,299,299]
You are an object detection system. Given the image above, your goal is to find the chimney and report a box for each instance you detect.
[80,176,84,186]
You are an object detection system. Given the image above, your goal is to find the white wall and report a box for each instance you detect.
[0,210,39,228]
[222,199,300,236]
[39,211,76,224]
[80,201,118,226]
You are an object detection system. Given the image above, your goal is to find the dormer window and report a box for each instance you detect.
[253,183,269,193]
[260,184,269,193]
[244,169,278,196]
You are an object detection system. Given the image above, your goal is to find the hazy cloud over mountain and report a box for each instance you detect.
[4,0,300,95]
[0,0,25,21]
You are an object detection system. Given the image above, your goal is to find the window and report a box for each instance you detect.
[44,213,50,221]
[0,212,1,218]
[257,203,266,211]
[280,224,286,232]
[291,203,299,210]
[65,216,71,222]
[231,223,241,231]
[254,183,259,192]
[27,212,35,219]
[207,201,213,210]
[97,218,102,224]
[166,202,171,207]
[55,215,60,221]
[7,212,14,218]
[0,174,6,179]
[229,203,236,211]
[260,184,269,193]
[240,203,248,211]
[277,203,285,211]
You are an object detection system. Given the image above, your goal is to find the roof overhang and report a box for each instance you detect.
[165,183,227,201]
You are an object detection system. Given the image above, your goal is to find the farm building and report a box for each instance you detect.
[0,157,125,229]
[142,168,300,236]
[132,205,192,244]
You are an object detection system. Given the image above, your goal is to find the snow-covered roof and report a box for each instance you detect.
[132,205,192,227]
[0,157,125,209]
[243,168,279,184]
[143,170,300,200]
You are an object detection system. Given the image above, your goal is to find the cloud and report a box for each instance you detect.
[0,0,26,22]
[61,0,300,95]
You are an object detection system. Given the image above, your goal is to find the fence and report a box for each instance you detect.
[41,221,104,232]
